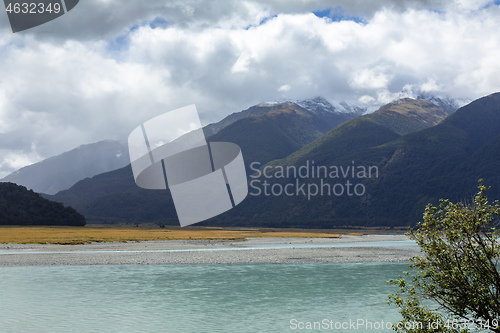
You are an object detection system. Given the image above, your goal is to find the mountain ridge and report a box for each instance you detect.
[0,140,129,195]
[46,94,472,226]
[2,93,462,196]
[0,182,86,226]
[203,97,362,137]
[222,92,500,227]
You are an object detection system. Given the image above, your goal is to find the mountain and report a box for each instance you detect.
[5,93,455,197]
[0,140,129,195]
[215,93,500,227]
[367,98,450,135]
[0,182,86,226]
[264,97,448,169]
[4,98,355,196]
[47,96,463,226]
[296,96,367,115]
[47,166,178,224]
[415,92,470,115]
[48,100,355,223]
[208,112,302,171]
[203,97,361,137]
[208,102,353,170]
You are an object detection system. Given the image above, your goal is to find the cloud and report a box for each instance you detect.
[2,0,494,39]
[278,84,292,92]
[0,1,500,177]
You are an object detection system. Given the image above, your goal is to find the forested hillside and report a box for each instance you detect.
[0,183,86,226]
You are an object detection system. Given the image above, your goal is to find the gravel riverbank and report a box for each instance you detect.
[0,234,420,266]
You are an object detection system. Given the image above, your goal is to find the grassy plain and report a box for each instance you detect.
[0,226,343,245]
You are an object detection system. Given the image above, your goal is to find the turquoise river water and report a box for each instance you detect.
[0,262,409,332]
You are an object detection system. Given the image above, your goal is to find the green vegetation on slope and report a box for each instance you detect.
[48,94,500,228]
[369,98,449,135]
[49,102,355,225]
[206,93,500,228]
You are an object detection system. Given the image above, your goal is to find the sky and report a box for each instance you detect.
[0,0,500,177]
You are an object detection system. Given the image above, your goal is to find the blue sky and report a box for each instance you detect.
[313,7,367,24]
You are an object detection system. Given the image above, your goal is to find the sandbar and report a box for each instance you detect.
[0,234,420,266]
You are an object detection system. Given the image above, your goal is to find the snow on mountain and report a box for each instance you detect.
[391,86,471,115]
[3,92,468,196]
[259,97,366,115]
[416,93,471,115]
[205,97,363,137]
[295,97,367,115]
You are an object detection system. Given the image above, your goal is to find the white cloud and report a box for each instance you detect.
[420,79,442,93]
[231,51,252,73]
[359,95,376,104]
[1,1,500,177]
[350,68,392,90]
[278,84,292,92]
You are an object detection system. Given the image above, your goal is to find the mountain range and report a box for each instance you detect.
[215,93,500,227]
[203,97,362,137]
[44,97,362,224]
[3,92,490,228]
[40,93,489,227]
[2,97,357,195]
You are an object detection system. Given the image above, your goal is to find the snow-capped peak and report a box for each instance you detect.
[297,97,366,115]
[258,96,365,115]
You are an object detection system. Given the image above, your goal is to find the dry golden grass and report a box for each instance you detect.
[0,226,341,245]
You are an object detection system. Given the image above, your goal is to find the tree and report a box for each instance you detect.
[389,181,500,332]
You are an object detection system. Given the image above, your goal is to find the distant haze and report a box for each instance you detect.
[0,140,129,194]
